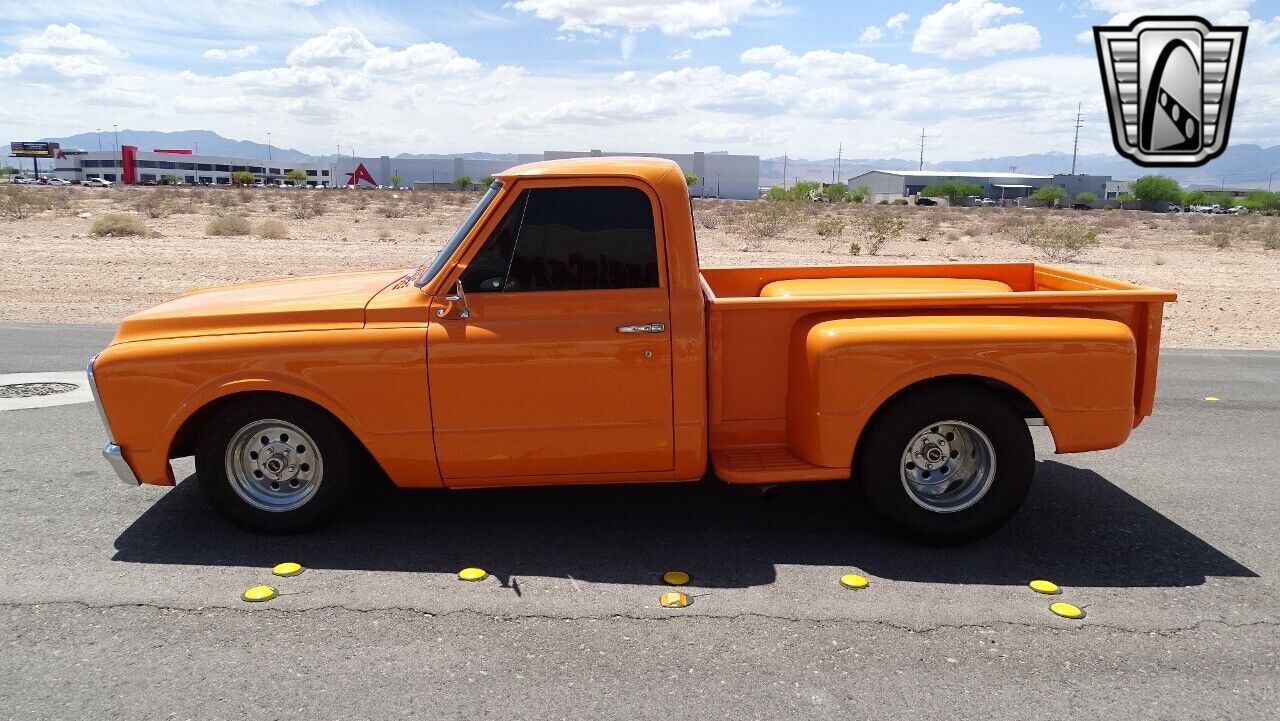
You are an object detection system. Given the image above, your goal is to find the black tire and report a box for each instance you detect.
[854,383,1034,544]
[196,395,358,533]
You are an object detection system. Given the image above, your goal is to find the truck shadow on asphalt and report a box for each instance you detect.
[113,459,1255,588]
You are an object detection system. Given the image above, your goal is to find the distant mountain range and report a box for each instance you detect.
[21,129,1279,190]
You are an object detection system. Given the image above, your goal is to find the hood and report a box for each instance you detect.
[111,269,410,344]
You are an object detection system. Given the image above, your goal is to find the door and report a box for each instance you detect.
[427,182,674,484]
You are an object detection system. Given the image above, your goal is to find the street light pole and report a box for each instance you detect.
[267,132,272,162]
[112,124,118,152]
[96,128,102,151]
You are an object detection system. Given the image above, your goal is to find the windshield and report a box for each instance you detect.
[413,182,503,288]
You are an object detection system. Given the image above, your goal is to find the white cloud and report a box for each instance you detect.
[1084,0,1253,25]
[228,65,339,97]
[669,48,693,60]
[19,23,123,57]
[84,87,154,108]
[614,70,637,81]
[912,0,1041,58]
[886,12,911,31]
[286,26,376,67]
[649,65,798,114]
[0,52,110,83]
[496,94,668,130]
[683,120,770,144]
[509,0,787,38]
[859,26,884,43]
[203,44,259,61]
[363,43,483,77]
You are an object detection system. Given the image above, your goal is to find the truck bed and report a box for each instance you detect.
[699,262,1176,482]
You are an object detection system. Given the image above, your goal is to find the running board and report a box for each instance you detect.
[712,446,850,484]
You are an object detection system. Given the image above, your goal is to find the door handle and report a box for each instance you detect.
[617,323,665,334]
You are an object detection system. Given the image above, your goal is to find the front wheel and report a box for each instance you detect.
[196,396,358,533]
[854,384,1034,544]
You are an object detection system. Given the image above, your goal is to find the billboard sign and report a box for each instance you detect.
[10,141,60,158]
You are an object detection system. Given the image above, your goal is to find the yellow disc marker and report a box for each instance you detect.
[242,585,278,603]
[272,562,304,577]
[660,592,690,608]
[1204,397,1220,403]
[840,573,870,589]
[1029,579,1060,595]
[662,571,691,586]
[458,567,488,582]
[1050,602,1085,619]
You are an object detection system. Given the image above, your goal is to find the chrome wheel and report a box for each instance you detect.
[900,420,996,513]
[224,419,324,513]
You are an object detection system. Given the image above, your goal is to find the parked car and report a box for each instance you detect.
[46,178,72,186]
[88,157,1176,544]
[81,178,113,187]
[1070,203,1092,210]
[915,197,939,206]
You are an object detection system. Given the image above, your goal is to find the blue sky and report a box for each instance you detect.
[2,0,1277,160]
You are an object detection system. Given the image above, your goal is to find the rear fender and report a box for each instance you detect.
[786,315,1137,468]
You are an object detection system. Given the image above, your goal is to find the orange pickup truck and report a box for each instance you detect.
[89,157,1176,543]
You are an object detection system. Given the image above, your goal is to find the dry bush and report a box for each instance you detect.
[290,194,323,219]
[742,201,795,238]
[854,210,905,255]
[1029,223,1099,261]
[412,220,431,235]
[132,189,175,218]
[206,214,251,236]
[0,186,53,219]
[377,227,393,240]
[257,219,290,239]
[1088,210,1130,233]
[814,217,845,237]
[995,210,1048,245]
[381,196,407,218]
[91,213,149,236]
[695,210,720,229]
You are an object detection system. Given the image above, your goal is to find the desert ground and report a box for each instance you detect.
[1,185,1277,349]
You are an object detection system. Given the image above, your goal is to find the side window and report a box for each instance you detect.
[507,186,659,291]
[459,191,528,292]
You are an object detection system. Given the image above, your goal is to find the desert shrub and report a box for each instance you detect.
[91,213,149,236]
[381,196,407,218]
[257,219,290,239]
[290,194,323,220]
[377,227,393,240]
[996,210,1047,244]
[452,176,472,190]
[413,220,431,235]
[132,189,174,218]
[765,181,821,202]
[206,214,251,236]
[743,201,795,238]
[855,211,905,255]
[0,185,52,219]
[1028,223,1099,260]
[815,217,845,237]
[696,210,719,229]
[1263,228,1279,250]
[848,185,869,203]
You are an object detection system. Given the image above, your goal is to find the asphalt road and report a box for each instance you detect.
[0,323,1276,720]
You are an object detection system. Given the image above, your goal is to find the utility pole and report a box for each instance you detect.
[918,127,926,170]
[112,124,118,152]
[96,128,102,151]
[267,132,272,161]
[782,151,788,189]
[835,143,842,185]
[1071,102,1083,175]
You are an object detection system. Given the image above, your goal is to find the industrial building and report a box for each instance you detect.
[335,149,761,200]
[848,170,1054,204]
[847,169,1131,207]
[51,147,332,186]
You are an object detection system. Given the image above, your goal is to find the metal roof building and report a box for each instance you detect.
[847,169,1055,204]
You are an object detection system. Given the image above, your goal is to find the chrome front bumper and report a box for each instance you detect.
[87,356,140,486]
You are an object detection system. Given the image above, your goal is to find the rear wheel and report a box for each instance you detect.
[196,396,357,533]
[855,384,1034,544]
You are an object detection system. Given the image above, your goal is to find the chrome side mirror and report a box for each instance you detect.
[437,279,470,319]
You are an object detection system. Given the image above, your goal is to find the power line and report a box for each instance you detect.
[1071,102,1083,175]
